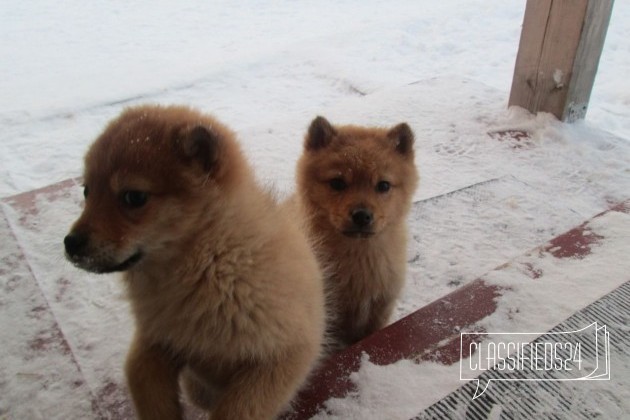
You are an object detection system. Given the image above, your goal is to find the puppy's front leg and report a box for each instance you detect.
[211,345,317,420]
[365,296,397,336]
[125,335,183,420]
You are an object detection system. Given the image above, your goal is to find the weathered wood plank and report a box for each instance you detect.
[509,0,553,113]
[565,0,615,121]
[509,0,614,122]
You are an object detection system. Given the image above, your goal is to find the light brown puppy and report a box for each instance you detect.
[294,116,419,348]
[64,105,325,420]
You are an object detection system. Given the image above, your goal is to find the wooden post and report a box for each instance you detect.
[509,0,614,122]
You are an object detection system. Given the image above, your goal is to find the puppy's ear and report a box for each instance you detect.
[305,116,336,151]
[387,123,414,156]
[180,125,220,172]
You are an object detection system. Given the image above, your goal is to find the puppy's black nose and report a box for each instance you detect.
[351,208,374,228]
[64,232,88,256]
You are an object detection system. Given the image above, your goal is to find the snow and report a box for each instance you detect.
[1,0,629,419]
[312,354,456,420]
[319,209,630,419]
[0,0,530,197]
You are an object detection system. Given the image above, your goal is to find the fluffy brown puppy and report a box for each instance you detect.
[64,105,325,420]
[294,116,419,348]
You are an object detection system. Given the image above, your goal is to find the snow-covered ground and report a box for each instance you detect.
[1,1,629,419]
[2,0,629,198]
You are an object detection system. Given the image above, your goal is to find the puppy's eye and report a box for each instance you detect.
[329,178,347,191]
[376,181,391,193]
[122,191,148,208]
[83,186,89,199]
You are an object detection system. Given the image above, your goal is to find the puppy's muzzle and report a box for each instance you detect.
[351,208,373,228]
[343,208,375,238]
[64,231,89,257]
[64,230,144,273]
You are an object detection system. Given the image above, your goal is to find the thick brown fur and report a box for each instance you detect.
[293,116,419,349]
[64,105,325,419]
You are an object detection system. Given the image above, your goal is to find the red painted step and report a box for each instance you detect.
[284,199,630,419]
